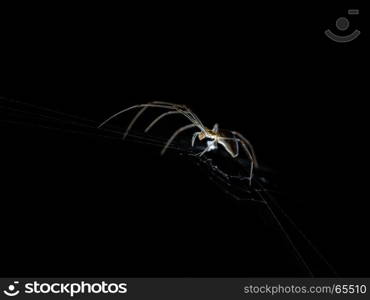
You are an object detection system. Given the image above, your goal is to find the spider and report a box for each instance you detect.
[98,101,258,181]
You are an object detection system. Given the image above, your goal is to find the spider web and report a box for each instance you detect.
[0,96,196,153]
[188,152,337,276]
[0,96,337,276]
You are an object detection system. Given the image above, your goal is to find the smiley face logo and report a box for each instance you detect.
[3,282,20,297]
[325,9,360,43]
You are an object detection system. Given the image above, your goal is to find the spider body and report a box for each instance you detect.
[99,101,257,181]
[193,124,240,158]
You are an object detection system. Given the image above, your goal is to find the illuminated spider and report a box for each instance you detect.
[98,101,258,181]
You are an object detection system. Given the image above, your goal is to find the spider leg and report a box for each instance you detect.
[198,141,216,157]
[151,101,208,131]
[124,102,191,139]
[99,101,209,154]
[234,135,239,157]
[232,131,258,167]
[154,102,208,131]
[191,132,200,147]
[145,111,185,133]
[219,135,254,185]
[153,101,206,128]
[144,102,208,138]
[123,100,192,139]
[161,124,198,155]
[186,109,206,129]
[237,139,255,186]
[152,101,184,106]
[122,105,150,139]
[99,101,200,139]
[177,107,205,128]
[188,140,215,157]
[98,103,175,129]
[212,123,219,133]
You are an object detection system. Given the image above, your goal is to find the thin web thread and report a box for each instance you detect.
[0,98,197,153]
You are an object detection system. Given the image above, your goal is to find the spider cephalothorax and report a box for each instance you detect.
[99,101,258,181]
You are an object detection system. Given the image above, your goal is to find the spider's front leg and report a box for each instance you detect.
[192,139,217,157]
[191,132,200,147]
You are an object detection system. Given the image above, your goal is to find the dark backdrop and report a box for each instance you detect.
[0,2,367,277]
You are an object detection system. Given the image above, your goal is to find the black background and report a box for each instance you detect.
[0,3,368,277]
